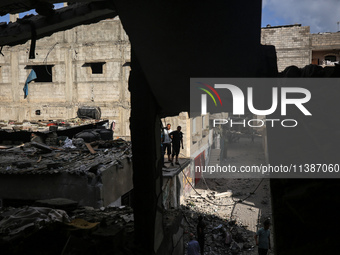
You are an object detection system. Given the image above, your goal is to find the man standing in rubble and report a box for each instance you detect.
[254,219,271,255]
[162,123,173,162]
[187,233,200,255]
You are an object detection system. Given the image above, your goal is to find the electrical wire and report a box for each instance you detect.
[178,151,211,192]
[181,164,265,209]
[43,42,58,76]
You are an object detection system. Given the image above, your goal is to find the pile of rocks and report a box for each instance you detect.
[181,204,256,255]
[180,177,273,255]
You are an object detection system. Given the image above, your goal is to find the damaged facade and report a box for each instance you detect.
[261,24,340,71]
[0,17,131,138]
[0,14,211,254]
[2,22,340,139]
[1,2,339,254]
[0,16,213,168]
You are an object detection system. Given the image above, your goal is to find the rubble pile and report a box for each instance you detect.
[0,138,131,176]
[0,204,136,255]
[181,204,256,255]
[180,177,272,255]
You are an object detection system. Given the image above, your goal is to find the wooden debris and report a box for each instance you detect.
[31,141,53,152]
[85,143,96,154]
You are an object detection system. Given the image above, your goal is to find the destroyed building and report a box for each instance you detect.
[0,2,268,254]
[0,118,133,209]
[0,14,216,176]
[1,1,340,255]
[0,10,218,211]
[0,16,131,138]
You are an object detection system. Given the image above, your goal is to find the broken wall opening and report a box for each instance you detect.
[30,65,53,82]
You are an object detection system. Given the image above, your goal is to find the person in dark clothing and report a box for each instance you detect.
[187,233,200,255]
[169,126,183,166]
[255,219,271,255]
[197,215,206,254]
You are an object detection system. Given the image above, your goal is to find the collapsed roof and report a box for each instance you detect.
[0,1,116,47]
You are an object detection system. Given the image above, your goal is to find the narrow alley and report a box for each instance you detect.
[182,134,274,255]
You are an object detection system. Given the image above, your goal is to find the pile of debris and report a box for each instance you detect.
[0,125,131,209]
[180,177,272,255]
[181,204,255,255]
[0,138,131,176]
[0,202,136,255]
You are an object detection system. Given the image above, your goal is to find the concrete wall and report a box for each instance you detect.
[0,17,131,137]
[178,164,196,204]
[101,158,133,207]
[156,212,184,255]
[190,114,211,158]
[261,25,311,71]
[162,162,192,209]
[163,177,176,209]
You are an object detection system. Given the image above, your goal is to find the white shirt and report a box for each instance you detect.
[163,128,173,143]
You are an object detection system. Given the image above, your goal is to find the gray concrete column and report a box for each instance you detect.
[10,50,21,120]
[64,47,74,118]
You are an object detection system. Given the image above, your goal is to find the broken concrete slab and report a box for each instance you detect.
[34,198,78,212]
[0,138,133,209]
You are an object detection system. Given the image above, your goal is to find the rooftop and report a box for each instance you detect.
[262,23,302,29]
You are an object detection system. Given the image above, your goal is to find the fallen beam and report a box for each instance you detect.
[0,1,117,47]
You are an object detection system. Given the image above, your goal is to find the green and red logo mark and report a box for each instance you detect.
[197,82,222,110]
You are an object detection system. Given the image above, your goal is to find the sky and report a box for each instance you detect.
[262,0,340,33]
[0,1,340,33]
[0,3,64,22]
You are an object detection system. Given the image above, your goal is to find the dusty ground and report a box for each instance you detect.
[182,135,274,255]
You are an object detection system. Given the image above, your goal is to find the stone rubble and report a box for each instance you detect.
[0,138,131,176]
[181,178,273,255]
[0,204,136,255]
[182,205,255,255]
